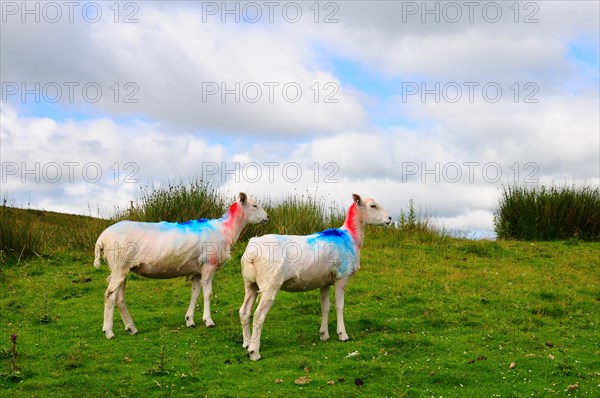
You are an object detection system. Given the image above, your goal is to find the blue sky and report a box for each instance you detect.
[1,1,599,236]
[568,38,600,68]
[331,56,425,129]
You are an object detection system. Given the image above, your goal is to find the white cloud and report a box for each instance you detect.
[1,3,366,136]
[312,1,598,88]
[0,103,225,215]
[399,92,600,178]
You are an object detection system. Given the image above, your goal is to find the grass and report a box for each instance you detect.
[495,185,600,241]
[242,191,345,240]
[119,180,226,223]
[0,203,110,263]
[0,206,42,264]
[1,206,599,397]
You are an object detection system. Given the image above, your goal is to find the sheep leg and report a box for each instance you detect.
[200,264,217,327]
[103,270,127,339]
[185,275,201,327]
[334,278,349,341]
[247,290,277,361]
[116,278,137,335]
[240,280,259,349]
[319,285,331,341]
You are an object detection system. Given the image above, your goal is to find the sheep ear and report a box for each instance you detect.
[239,192,247,204]
[352,193,362,206]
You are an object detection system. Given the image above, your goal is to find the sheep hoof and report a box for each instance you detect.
[338,333,349,342]
[126,326,138,335]
[320,332,330,341]
[104,330,115,339]
[185,316,197,328]
[204,320,215,328]
[249,351,261,361]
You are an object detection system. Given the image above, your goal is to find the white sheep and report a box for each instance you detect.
[239,193,391,360]
[94,192,268,339]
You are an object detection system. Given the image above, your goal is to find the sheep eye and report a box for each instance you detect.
[370,204,377,209]
[253,205,258,208]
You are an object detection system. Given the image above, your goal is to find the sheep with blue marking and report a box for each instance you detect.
[239,193,391,360]
[94,192,268,339]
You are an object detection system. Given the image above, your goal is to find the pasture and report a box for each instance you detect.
[0,208,599,397]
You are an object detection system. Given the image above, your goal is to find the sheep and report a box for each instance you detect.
[94,192,268,339]
[239,193,391,360]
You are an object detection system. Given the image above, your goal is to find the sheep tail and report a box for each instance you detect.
[94,239,103,268]
[241,240,259,283]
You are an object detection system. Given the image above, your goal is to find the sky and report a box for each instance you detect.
[1,1,599,238]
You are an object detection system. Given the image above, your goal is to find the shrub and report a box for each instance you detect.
[494,184,600,241]
[119,179,225,223]
[242,192,345,240]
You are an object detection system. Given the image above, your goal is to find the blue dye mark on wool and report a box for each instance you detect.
[180,218,209,225]
[308,228,358,278]
[309,228,352,244]
[158,218,216,234]
[178,219,215,233]
[318,228,346,238]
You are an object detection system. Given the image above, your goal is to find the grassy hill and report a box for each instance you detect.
[1,206,598,397]
[0,206,111,263]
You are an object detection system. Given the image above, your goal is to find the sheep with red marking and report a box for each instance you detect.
[94,192,268,339]
[239,193,391,360]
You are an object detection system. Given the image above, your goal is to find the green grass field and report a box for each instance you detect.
[0,207,598,397]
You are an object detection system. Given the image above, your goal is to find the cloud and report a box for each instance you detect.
[312,1,598,89]
[1,3,366,136]
[398,92,600,178]
[0,103,225,215]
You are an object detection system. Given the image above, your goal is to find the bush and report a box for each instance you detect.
[119,179,226,223]
[242,192,345,240]
[494,184,600,241]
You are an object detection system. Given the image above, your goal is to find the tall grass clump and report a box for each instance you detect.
[398,199,438,235]
[0,200,43,264]
[242,192,345,240]
[120,180,226,223]
[494,184,600,241]
[373,199,445,243]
